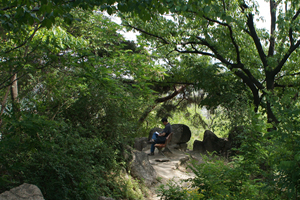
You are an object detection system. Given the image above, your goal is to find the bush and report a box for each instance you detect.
[156,180,189,200]
[0,113,144,200]
[189,155,272,199]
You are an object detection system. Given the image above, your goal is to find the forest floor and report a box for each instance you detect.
[142,145,204,200]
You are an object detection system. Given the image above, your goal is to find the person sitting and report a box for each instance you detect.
[148,117,172,156]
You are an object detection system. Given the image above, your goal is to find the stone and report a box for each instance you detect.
[203,130,226,153]
[134,137,148,151]
[175,156,190,172]
[193,130,229,155]
[0,183,44,200]
[170,124,191,144]
[98,197,115,200]
[174,143,188,151]
[129,150,157,186]
[193,140,205,153]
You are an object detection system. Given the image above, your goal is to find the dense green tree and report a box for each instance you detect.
[0,8,162,199]
[0,0,167,126]
[1,0,300,199]
[121,0,300,125]
[113,1,300,198]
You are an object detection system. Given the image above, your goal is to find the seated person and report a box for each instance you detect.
[148,117,172,156]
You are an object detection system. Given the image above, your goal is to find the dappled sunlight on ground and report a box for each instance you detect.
[143,146,201,200]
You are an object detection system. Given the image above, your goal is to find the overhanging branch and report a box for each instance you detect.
[246,14,267,67]
[4,24,42,54]
[155,85,187,103]
[125,24,169,44]
[289,8,300,46]
[273,39,300,75]
[203,16,241,63]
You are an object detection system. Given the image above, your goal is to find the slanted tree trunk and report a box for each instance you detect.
[10,73,20,117]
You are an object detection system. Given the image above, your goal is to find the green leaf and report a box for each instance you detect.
[182,5,188,12]
[204,6,210,13]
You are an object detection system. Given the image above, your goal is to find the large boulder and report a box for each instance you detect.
[170,124,191,144]
[0,183,44,200]
[133,137,148,151]
[148,124,191,145]
[129,150,157,186]
[193,140,205,153]
[193,130,229,155]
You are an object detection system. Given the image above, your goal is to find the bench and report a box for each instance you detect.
[154,132,173,156]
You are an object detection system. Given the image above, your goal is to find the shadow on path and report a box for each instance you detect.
[143,146,203,200]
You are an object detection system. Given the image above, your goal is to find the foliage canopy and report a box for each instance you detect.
[1,0,300,199]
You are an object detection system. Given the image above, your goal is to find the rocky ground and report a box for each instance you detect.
[142,145,203,200]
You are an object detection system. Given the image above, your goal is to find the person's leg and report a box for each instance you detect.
[150,132,158,143]
[151,132,157,140]
[150,143,155,154]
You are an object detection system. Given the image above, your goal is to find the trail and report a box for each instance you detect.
[142,146,203,200]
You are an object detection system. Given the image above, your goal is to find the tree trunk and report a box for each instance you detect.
[10,73,20,116]
[265,71,279,124]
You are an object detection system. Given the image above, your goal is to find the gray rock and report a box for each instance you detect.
[0,183,44,200]
[174,143,188,151]
[129,150,157,186]
[134,137,148,151]
[193,139,205,153]
[98,197,115,200]
[193,130,229,155]
[170,124,191,144]
[203,130,226,153]
[175,156,190,170]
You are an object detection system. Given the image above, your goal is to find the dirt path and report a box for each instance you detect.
[142,146,203,200]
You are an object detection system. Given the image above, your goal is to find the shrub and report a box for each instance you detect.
[0,113,142,199]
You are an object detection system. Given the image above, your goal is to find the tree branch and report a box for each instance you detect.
[236,64,264,89]
[203,16,241,64]
[289,8,300,46]
[234,70,260,111]
[174,47,215,57]
[138,84,188,124]
[125,24,169,44]
[273,39,300,75]
[246,14,267,67]
[268,0,277,57]
[190,16,263,91]
[195,36,232,66]
[275,71,300,80]
[4,24,42,54]
[274,83,298,88]
[155,85,187,103]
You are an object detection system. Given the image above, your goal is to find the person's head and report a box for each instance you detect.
[161,117,168,125]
